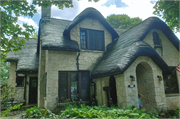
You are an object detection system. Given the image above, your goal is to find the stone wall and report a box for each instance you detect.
[38,43,46,108]
[92,77,109,106]
[9,62,17,87]
[143,29,179,66]
[166,94,180,110]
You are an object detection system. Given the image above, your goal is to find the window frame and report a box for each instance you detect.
[163,67,179,94]
[153,32,162,48]
[58,71,90,101]
[80,28,105,51]
[16,76,25,87]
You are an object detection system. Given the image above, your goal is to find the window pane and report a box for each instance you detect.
[153,32,161,45]
[16,77,24,87]
[81,71,90,101]
[96,31,104,51]
[59,72,68,99]
[70,72,79,101]
[80,30,87,49]
[89,30,96,50]
[163,67,179,94]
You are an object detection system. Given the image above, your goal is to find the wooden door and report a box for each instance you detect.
[29,77,37,104]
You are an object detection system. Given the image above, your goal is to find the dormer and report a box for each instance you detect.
[63,7,119,51]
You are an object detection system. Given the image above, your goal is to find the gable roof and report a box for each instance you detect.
[6,38,38,74]
[39,18,79,51]
[92,17,179,78]
[63,7,119,40]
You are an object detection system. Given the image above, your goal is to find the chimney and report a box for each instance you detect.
[41,6,51,19]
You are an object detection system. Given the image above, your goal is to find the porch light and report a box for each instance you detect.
[130,75,135,81]
[157,75,162,81]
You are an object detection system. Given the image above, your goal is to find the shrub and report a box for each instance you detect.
[1,103,23,117]
[21,106,59,118]
[59,104,158,118]
[164,107,180,118]
[1,84,17,110]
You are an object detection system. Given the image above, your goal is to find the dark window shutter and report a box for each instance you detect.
[80,71,90,101]
[59,72,68,99]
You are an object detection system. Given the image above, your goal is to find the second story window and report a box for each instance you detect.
[153,32,161,46]
[80,29,104,51]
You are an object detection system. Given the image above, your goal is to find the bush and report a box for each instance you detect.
[164,107,180,118]
[59,104,158,118]
[21,106,59,118]
[1,103,23,117]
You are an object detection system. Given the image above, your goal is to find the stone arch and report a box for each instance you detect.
[136,62,156,110]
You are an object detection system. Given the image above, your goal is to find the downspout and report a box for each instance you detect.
[76,52,80,71]
[91,81,97,106]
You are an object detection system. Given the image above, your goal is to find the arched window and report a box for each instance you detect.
[153,32,161,46]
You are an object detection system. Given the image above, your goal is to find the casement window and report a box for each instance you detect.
[59,71,90,101]
[16,77,24,87]
[163,67,179,94]
[153,32,161,47]
[153,32,162,56]
[80,29,104,51]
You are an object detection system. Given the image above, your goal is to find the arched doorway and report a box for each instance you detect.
[136,62,156,110]
[109,76,117,106]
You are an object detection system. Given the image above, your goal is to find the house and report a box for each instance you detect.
[7,6,180,111]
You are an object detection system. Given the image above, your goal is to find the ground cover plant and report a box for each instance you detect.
[21,106,59,118]
[59,104,158,118]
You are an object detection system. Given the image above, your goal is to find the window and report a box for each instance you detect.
[59,71,90,101]
[16,77,24,87]
[163,67,179,94]
[80,29,104,51]
[153,32,161,46]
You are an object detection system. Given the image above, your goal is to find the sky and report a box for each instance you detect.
[18,0,180,39]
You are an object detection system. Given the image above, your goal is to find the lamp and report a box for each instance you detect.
[130,75,135,81]
[157,75,162,81]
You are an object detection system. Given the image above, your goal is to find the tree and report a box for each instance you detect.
[1,61,10,83]
[153,0,179,32]
[1,0,99,61]
[106,14,142,29]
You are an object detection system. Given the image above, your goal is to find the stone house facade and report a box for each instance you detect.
[7,7,179,111]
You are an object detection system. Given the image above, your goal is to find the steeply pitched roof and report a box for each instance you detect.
[6,38,38,73]
[92,17,179,78]
[40,18,79,51]
[63,7,119,40]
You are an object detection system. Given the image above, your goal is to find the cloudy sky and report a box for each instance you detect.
[18,0,180,39]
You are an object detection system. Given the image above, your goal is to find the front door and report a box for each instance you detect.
[29,77,37,104]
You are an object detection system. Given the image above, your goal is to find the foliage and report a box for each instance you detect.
[1,84,17,109]
[1,0,99,61]
[1,1,36,61]
[30,32,38,39]
[1,103,23,117]
[21,106,59,118]
[106,14,142,29]
[153,0,179,32]
[59,104,158,118]
[162,107,180,118]
[1,61,10,83]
